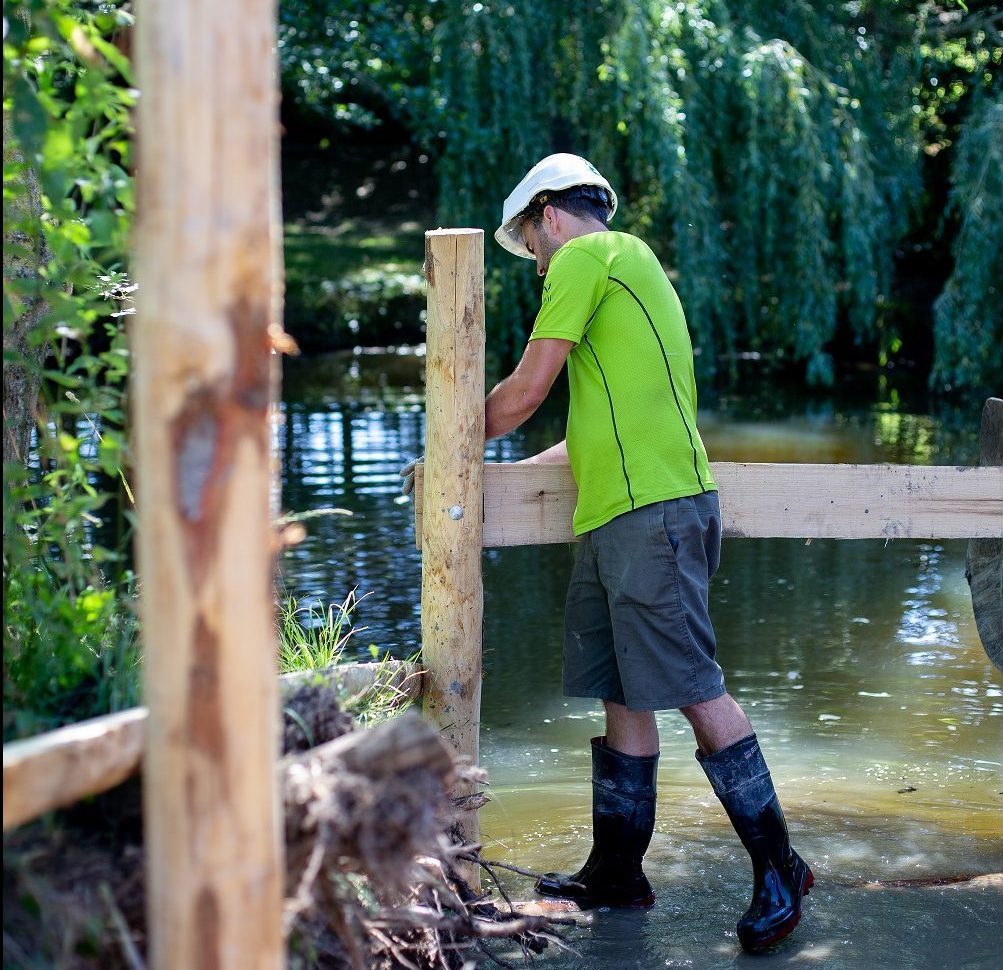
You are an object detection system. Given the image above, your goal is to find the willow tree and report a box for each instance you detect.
[930,91,1003,392]
[429,0,1001,390]
[277,0,1000,392]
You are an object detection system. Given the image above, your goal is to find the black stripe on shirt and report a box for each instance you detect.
[582,334,634,511]
[608,275,706,493]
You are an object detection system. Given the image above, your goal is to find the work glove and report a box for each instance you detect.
[399,456,423,498]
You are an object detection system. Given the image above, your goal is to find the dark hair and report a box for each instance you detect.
[524,185,611,228]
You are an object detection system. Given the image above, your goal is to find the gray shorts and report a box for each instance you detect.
[563,492,726,711]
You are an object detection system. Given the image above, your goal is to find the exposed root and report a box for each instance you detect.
[4,688,574,969]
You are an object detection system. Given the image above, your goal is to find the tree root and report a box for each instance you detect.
[3,683,573,969]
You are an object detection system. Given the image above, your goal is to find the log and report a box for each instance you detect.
[281,711,454,898]
[413,461,1002,548]
[1,662,415,832]
[2,709,147,831]
[966,398,1003,670]
[280,710,453,781]
[420,229,485,887]
[280,659,422,702]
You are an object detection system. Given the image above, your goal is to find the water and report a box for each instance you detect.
[279,350,1002,968]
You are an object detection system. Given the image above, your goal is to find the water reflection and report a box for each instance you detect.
[278,351,1001,969]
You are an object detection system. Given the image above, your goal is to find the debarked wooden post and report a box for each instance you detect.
[421,229,485,887]
[134,1,284,966]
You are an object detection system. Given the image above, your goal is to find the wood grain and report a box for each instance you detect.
[420,229,485,886]
[133,1,284,965]
[414,461,1002,548]
[2,709,147,831]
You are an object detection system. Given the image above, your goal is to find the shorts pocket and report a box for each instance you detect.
[658,500,681,555]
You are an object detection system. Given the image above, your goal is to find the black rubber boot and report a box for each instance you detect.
[536,736,658,908]
[699,734,813,952]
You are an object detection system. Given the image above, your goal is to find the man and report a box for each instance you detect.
[484,153,813,953]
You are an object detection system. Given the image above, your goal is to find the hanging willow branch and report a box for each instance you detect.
[428,0,999,390]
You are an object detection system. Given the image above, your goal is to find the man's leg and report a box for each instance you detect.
[684,692,813,953]
[604,701,659,756]
[535,707,659,908]
[536,526,660,908]
[679,692,751,755]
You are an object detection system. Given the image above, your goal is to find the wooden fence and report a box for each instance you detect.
[2,1,1001,960]
[411,230,1002,827]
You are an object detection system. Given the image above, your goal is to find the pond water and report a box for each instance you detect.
[279,350,1001,969]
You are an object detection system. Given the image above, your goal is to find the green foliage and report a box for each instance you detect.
[281,1,1000,390]
[4,1,135,310]
[431,0,942,384]
[931,90,1003,394]
[3,1,139,739]
[278,591,370,673]
[277,1,434,128]
[278,591,413,726]
[283,220,424,351]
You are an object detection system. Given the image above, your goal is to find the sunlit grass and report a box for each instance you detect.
[277,590,368,673]
[283,220,424,281]
[278,590,421,726]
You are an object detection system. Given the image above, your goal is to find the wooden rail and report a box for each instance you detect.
[2,662,421,832]
[2,709,147,831]
[414,461,1002,548]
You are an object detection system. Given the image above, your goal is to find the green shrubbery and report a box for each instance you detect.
[3,1,138,739]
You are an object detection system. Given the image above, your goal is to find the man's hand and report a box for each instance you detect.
[399,456,422,497]
[518,439,569,465]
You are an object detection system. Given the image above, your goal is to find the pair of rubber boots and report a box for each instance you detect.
[535,735,813,953]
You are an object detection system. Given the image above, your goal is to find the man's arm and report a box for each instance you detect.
[518,439,568,464]
[484,337,574,441]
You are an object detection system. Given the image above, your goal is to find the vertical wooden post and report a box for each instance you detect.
[134,2,284,967]
[421,229,485,883]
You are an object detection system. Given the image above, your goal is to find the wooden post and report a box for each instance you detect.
[133,1,284,967]
[967,398,1002,671]
[421,229,485,883]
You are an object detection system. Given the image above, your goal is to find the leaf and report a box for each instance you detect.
[91,36,133,84]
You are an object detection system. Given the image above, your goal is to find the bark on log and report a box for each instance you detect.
[280,659,422,702]
[280,710,453,781]
[282,711,455,901]
[967,398,1003,671]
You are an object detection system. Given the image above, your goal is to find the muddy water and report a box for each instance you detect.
[279,352,1001,969]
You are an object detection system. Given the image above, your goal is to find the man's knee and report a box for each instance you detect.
[680,692,738,722]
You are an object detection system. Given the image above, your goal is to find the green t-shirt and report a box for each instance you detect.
[529,230,716,535]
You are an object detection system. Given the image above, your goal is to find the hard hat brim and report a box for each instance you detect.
[494,220,535,260]
[495,153,618,258]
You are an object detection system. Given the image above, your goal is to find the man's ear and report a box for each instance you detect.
[543,203,560,234]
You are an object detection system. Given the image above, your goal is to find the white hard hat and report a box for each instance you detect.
[494,153,617,259]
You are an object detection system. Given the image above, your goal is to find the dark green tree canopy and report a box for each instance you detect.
[267,2,998,392]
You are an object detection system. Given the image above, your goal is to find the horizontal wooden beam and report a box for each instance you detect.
[3,708,147,831]
[2,661,421,832]
[414,462,1002,548]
